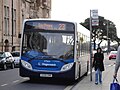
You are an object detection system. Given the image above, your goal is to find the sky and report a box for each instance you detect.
[51,0,120,39]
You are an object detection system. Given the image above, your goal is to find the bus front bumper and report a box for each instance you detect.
[19,64,75,80]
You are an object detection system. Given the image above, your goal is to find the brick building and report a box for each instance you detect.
[0,0,51,52]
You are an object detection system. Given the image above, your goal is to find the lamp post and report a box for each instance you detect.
[107,20,109,54]
[90,10,92,81]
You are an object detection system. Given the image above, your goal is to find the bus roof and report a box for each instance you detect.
[77,23,90,37]
[23,18,77,24]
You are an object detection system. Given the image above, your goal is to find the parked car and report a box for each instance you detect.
[0,52,15,70]
[11,51,20,67]
[109,51,117,60]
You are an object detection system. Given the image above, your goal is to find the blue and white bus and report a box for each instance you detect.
[19,19,90,81]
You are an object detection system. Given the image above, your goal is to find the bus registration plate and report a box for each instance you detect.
[40,74,52,77]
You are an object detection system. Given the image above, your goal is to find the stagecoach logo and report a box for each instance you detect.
[38,62,56,67]
[42,63,56,67]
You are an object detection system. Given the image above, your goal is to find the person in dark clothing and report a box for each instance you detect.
[93,47,104,85]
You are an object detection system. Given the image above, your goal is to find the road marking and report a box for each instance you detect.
[0,78,29,87]
[64,85,73,90]
[23,77,29,80]
[1,84,8,87]
[13,80,20,83]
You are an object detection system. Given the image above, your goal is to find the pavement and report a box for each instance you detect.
[64,53,120,90]
[71,61,120,90]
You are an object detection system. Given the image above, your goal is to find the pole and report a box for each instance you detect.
[90,10,92,81]
[107,20,109,55]
[12,0,13,51]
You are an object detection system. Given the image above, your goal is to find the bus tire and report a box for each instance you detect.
[29,77,38,82]
[79,65,81,78]
[30,77,34,81]
[85,61,89,76]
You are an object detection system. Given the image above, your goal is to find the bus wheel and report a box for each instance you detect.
[85,61,89,76]
[29,77,37,82]
[79,65,81,78]
[85,72,88,76]
[30,77,34,81]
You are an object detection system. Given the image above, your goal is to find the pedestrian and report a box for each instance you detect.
[93,47,104,85]
[114,46,120,78]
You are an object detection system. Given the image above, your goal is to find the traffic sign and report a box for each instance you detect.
[92,19,99,26]
[91,10,98,19]
[91,9,99,26]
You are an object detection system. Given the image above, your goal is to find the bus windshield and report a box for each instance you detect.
[22,31,74,60]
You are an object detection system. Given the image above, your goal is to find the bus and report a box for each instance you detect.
[19,19,90,81]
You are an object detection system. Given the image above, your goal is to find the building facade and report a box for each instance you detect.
[0,0,51,52]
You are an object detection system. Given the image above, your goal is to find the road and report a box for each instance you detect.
[0,68,68,90]
[0,53,116,90]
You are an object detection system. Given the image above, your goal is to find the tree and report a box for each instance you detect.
[80,16,120,47]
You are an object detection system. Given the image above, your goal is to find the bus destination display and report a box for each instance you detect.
[34,23,66,30]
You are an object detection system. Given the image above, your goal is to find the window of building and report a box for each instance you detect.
[4,6,9,36]
[42,0,47,6]
[36,0,41,7]
[13,9,16,36]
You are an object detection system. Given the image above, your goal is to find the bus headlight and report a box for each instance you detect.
[61,63,73,71]
[21,60,32,70]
